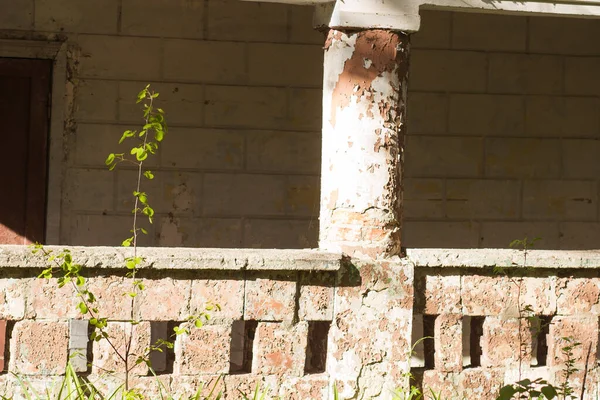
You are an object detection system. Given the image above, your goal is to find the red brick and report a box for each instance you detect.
[92,322,151,376]
[245,277,296,321]
[137,278,190,320]
[423,275,461,315]
[458,368,504,398]
[421,370,459,399]
[481,317,532,368]
[435,314,463,372]
[0,279,26,319]
[169,375,224,399]
[86,276,138,320]
[27,278,79,319]
[223,374,279,399]
[174,324,231,375]
[462,275,518,315]
[277,376,330,400]
[12,321,68,375]
[556,278,600,315]
[548,316,598,367]
[253,322,307,376]
[189,279,244,320]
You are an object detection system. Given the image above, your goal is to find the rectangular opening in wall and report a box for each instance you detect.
[230,320,257,374]
[423,315,436,369]
[0,58,52,245]
[304,321,330,374]
[1,320,14,374]
[532,316,552,367]
[148,321,176,375]
[468,316,485,368]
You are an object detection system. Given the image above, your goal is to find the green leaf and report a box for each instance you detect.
[541,386,558,399]
[497,385,518,400]
[77,302,88,314]
[122,237,133,247]
[105,153,115,166]
[143,170,154,180]
[140,227,148,235]
[76,276,85,287]
[194,319,203,328]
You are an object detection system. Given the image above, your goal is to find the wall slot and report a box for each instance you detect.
[304,321,330,374]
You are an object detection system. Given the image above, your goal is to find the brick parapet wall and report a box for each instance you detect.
[0,246,414,399]
[411,249,600,399]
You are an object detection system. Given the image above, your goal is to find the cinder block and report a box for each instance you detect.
[480,222,560,249]
[164,40,246,84]
[85,276,136,321]
[423,275,461,315]
[0,0,33,30]
[121,0,204,38]
[522,180,597,221]
[563,139,600,179]
[245,276,297,321]
[529,17,600,56]
[290,5,325,44]
[248,43,322,87]
[435,314,463,372]
[458,368,504,399]
[78,35,161,80]
[69,319,89,372]
[189,279,245,321]
[525,96,600,137]
[205,86,287,130]
[298,273,335,321]
[34,0,118,34]
[445,179,520,219]
[285,175,319,217]
[138,278,191,321]
[75,80,118,122]
[565,57,600,96]
[461,275,518,316]
[518,277,557,316]
[207,0,288,42]
[452,13,527,52]
[242,219,317,249]
[27,278,79,319]
[92,322,151,376]
[407,92,448,134]
[245,131,321,174]
[253,322,307,376]
[548,316,598,367]
[161,129,244,171]
[411,10,451,49]
[421,370,459,400]
[0,279,27,319]
[115,169,164,214]
[66,168,114,212]
[556,278,600,315]
[288,88,322,131]
[488,54,563,95]
[449,94,524,136]
[485,138,560,178]
[12,321,69,375]
[277,376,330,400]
[158,171,204,216]
[118,81,205,126]
[405,136,483,178]
[203,173,287,217]
[560,222,600,250]
[409,49,487,92]
[174,324,231,375]
[481,317,531,368]
[70,214,154,247]
[403,221,480,248]
[156,217,243,248]
[403,178,444,219]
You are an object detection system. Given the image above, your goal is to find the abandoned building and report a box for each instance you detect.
[2,0,600,398]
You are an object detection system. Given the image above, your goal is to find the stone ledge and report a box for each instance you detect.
[0,245,343,271]
[406,248,600,269]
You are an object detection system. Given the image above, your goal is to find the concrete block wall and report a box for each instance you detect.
[414,266,600,399]
[404,11,600,249]
[0,0,324,248]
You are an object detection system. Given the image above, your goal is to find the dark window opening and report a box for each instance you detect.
[304,321,330,374]
[229,320,258,374]
[148,321,177,375]
[0,58,52,245]
[423,315,436,369]
[468,316,485,368]
[532,316,552,367]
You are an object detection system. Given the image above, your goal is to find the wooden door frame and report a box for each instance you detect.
[0,39,69,244]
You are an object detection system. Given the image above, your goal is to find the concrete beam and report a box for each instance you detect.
[243,0,600,32]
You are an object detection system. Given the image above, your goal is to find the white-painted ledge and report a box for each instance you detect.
[0,245,342,271]
[406,248,600,269]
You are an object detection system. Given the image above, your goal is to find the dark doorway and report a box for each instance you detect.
[0,58,52,244]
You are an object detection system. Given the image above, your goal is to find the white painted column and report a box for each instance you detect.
[319,29,409,259]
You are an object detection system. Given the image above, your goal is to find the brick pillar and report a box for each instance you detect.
[319,29,409,258]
